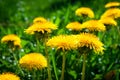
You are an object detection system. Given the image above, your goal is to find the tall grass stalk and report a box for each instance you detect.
[11,49,24,76]
[60,51,66,80]
[81,54,87,80]
[51,52,58,80]
[36,38,40,52]
[44,35,52,80]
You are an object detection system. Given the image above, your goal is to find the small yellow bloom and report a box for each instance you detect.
[25,22,57,34]
[66,22,83,31]
[1,34,21,48]
[105,2,120,8]
[19,53,47,70]
[75,7,94,18]
[47,35,78,50]
[1,34,21,43]
[0,72,20,80]
[101,8,120,19]
[33,17,47,23]
[81,20,106,31]
[99,17,117,26]
[76,33,104,53]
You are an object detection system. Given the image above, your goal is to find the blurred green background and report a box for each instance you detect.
[0,0,117,23]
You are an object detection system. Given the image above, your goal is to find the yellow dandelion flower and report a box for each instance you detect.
[25,22,57,34]
[0,72,20,80]
[66,22,83,31]
[99,17,117,26]
[81,20,106,31]
[19,53,47,70]
[33,17,47,23]
[1,34,21,43]
[105,2,120,8]
[77,33,104,53]
[75,7,94,18]
[101,8,120,19]
[46,35,78,50]
[1,34,21,48]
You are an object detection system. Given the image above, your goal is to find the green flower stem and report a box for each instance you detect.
[43,69,45,80]
[12,52,24,76]
[35,70,41,80]
[117,26,120,42]
[44,36,51,80]
[32,70,36,80]
[52,53,58,80]
[36,38,40,52]
[36,70,40,80]
[81,54,87,80]
[60,51,66,80]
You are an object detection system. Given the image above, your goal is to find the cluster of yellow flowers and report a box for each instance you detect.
[47,33,104,54]
[47,1,120,54]
[0,17,58,74]
[101,8,120,19]
[100,2,120,30]
[67,1,120,32]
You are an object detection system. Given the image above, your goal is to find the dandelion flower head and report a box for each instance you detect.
[33,17,47,23]
[25,22,57,34]
[1,34,21,48]
[1,34,21,43]
[101,8,120,19]
[47,35,78,51]
[99,17,117,26]
[0,72,20,80]
[75,7,94,18]
[76,33,104,54]
[81,20,106,32]
[19,53,47,70]
[66,22,83,31]
[105,2,120,8]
